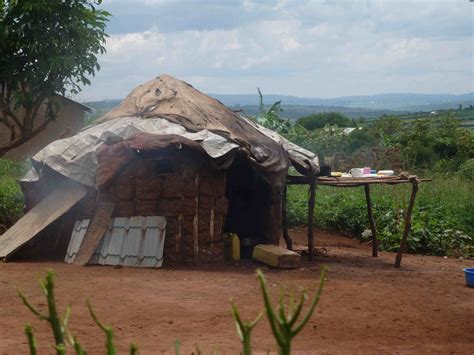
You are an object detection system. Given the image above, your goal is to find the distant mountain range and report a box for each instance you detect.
[85,92,473,120]
[211,92,474,111]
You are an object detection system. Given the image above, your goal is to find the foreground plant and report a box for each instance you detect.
[87,301,116,355]
[257,267,327,355]
[17,269,137,354]
[18,268,327,354]
[230,301,263,355]
[18,269,70,354]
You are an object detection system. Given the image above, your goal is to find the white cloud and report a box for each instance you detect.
[80,0,473,100]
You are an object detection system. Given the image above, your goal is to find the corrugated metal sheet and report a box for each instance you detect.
[65,216,166,268]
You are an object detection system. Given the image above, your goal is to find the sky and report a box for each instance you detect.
[79,0,474,101]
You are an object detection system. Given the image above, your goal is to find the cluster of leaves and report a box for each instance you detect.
[458,158,474,181]
[343,114,473,173]
[0,159,27,228]
[286,176,474,257]
[249,91,353,161]
[0,0,110,149]
[19,268,326,355]
[252,88,294,134]
[297,112,353,130]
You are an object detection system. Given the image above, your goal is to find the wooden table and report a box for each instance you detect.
[283,175,429,267]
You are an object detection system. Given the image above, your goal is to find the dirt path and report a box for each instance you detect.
[0,229,473,354]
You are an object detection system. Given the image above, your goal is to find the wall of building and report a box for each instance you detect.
[83,149,228,265]
[0,97,86,161]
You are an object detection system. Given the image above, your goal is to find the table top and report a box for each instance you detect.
[287,175,429,187]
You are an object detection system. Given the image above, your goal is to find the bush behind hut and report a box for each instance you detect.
[0,159,27,229]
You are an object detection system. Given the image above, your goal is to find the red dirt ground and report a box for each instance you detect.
[0,229,473,354]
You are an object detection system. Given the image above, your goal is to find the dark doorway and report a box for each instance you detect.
[224,155,271,257]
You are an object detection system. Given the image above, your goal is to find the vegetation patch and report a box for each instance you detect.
[287,176,474,257]
[253,94,474,257]
[0,159,27,229]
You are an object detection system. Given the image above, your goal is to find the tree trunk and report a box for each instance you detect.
[22,106,35,140]
[0,117,22,157]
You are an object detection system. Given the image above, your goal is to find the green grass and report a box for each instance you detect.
[287,175,474,257]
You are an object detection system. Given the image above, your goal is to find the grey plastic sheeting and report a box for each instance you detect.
[28,115,319,187]
[241,116,320,175]
[31,116,239,187]
[65,216,166,268]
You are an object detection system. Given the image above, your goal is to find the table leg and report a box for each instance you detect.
[364,184,378,257]
[282,184,293,250]
[395,179,419,268]
[308,181,316,260]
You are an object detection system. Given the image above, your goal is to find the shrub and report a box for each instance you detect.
[0,176,24,227]
[297,112,353,130]
[0,159,27,227]
[459,159,474,181]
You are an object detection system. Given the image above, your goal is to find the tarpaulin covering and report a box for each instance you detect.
[29,74,319,188]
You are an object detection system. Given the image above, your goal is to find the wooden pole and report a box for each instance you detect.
[267,183,284,246]
[74,196,115,266]
[395,178,419,268]
[364,184,378,257]
[282,184,293,250]
[308,179,316,260]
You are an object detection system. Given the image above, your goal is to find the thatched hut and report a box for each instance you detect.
[0,75,319,266]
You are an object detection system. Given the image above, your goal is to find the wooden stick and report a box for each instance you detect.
[308,180,316,260]
[395,178,419,268]
[364,184,378,257]
[282,184,293,250]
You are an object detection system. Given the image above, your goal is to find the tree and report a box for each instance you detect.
[0,0,110,152]
[297,112,353,130]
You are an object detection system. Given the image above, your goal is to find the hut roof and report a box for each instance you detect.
[29,75,319,188]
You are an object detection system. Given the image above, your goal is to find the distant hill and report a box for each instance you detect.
[84,92,473,120]
[211,92,473,111]
[84,99,396,120]
[230,104,402,120]
[85,99,121,114]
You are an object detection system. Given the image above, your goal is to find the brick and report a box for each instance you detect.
[157,198,183,216]
[114,201,134,217]
[115,178,134,200]
[136,179,161,200]
[214,197,228,213]
[135,199,157,216]
[162,176,184,198]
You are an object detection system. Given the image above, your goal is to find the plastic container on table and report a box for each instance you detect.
[350,168,364,177]
[378,170,395,176]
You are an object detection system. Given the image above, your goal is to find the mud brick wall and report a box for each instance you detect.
[198,168,228,263]
[106,150,227,264]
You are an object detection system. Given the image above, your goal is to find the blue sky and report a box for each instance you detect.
[79,0,473,101]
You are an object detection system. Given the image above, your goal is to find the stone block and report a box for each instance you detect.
[252,244,300,269]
